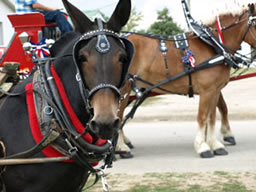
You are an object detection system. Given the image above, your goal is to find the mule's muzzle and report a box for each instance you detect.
[89,118,120,140]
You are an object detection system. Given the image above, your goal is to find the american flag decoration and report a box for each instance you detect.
[30,38,50,58]
[182,49,196,68]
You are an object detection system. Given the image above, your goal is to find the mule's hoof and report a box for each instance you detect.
[112,155,117,161]
[126,142,134,149]
[115,150,129,155]
[200,151,214,158]
[214,148,228,156]
[120,152,134,159]
[224,137,236,145]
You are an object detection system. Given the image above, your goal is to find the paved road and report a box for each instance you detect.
[103,77,256,174]
[109,120,256,174]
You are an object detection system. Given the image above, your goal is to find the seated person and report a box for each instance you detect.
[15,0,73,35]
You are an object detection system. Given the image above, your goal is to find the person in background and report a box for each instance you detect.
[15,0,73,35]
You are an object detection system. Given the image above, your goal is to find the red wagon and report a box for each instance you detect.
[0,13,60,72]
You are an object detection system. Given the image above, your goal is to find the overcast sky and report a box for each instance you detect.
[10,0,256,30]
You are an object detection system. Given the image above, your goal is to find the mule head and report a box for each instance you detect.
[243,3,256,48]
[62,0,132,139]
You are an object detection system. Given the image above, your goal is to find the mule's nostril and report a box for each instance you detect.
[90,120,98,133]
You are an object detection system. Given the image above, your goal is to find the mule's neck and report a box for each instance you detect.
[208,11,249,53]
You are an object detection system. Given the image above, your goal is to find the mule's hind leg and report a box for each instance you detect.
[123,132,134,149]
[207,92,228,156]
[116,129,133,158]
[217,92,236,145]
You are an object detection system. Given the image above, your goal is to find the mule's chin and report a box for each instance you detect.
[97,130,116,140]
[90,127,116,140]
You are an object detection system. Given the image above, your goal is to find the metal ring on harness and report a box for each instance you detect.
[43,106,54,115]
[0,141,6,174]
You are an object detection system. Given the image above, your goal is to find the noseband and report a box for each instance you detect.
[73,18,134,114]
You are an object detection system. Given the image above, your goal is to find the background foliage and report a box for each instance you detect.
[122,7,184,35]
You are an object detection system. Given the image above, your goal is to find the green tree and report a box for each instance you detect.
[122,7,143,32]
[147,8,183,35]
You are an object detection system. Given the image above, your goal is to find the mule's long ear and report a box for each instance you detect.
[249,3,255,14]
[62,0,93,33]
[107,0,131,32]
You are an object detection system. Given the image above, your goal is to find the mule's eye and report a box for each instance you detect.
[78,55,88,63]
[119,55,127,64]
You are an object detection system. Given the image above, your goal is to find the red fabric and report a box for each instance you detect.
[95,139,108,146]
[26,83,69,159]
[216,16,225,45]
[26,64,108,165]
[50,65,93,143]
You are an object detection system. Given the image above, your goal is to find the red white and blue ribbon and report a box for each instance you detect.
[182,49,196,67]
[30,38,50,58]
[216,15,225,45]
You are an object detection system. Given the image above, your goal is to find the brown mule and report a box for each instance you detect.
[117,3,256,158]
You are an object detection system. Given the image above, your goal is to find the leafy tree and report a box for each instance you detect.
[122,7,143,32]
[101,13,109,22]
[147,8,183,35]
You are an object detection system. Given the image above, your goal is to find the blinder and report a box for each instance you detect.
[72,18,134,112]
[240,7,256,42]
[118,36,134,88]
[249,16,256,29]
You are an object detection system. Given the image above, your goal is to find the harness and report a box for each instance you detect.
[119,1,256,130]
[174,33,194,97]
[0,18,134,191]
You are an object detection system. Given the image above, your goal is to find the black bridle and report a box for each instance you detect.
[73,18,134,116]
[243,9,256,42]
[213,7,256,45]
[201,7,256,64]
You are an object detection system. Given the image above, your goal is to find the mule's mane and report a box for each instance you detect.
[203,4,248,26]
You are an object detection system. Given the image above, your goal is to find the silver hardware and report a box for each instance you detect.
[98,169,109,192]
[65,139,78,154]
[100,42,106,48]
[47,76,53,81]
[76,73,81,82]
[43,106,54,115]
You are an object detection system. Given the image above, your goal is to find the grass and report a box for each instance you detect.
[230,67,256,76]
[84,172,256,192]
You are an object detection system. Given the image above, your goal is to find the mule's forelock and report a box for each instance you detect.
[203,3,248,26]
[62,0,93,33]
[107,0,131,32]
